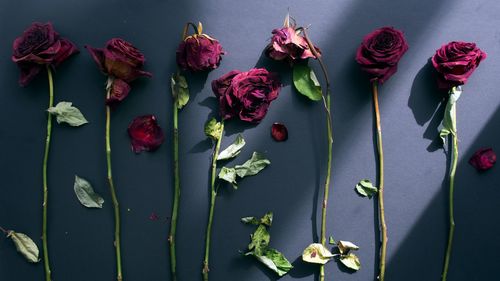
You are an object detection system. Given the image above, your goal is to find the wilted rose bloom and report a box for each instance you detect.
[432,41,486,89]
[212,68,281,124]
[86,38,152,105]
[127,115,165,153]
[176,34,225,72]
[271,123,288,141]
[12,22,79,86]
[469,148,496,171]
[356,27,408,83]
[266,27,320,62]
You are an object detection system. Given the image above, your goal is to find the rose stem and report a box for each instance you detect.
[42,66,54,281]
[372,81,387,281]
[441,106,458,281]
[303,29,333,281]
[106,78,123,281]
[202,122,224,281]
[169,98,179,281]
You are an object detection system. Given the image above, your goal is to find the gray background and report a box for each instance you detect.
[0,0,499,280]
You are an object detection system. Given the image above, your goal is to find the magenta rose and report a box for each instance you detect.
[85,38,152,105]
[469,148,496,171]
[212,68,281,124]
[266,27,320,62]
[176,34,225,72]
[12,22,79,86]
[128,115,165,153]
[431,41,486,89]
[356,27,408,83]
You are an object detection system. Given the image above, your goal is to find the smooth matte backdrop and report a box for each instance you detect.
[0,1,499,280]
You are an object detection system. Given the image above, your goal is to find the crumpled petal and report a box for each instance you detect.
[127,115,165,153]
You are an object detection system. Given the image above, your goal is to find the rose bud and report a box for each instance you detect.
[271,123,288,142]
[212,68,281,124]
[431,41,486,89]
[356,27,408,83]
[12,22,79,86]
[127,115,165,153]
[469,148,496,171]
[176,23,225,72]
[266,27,320,62]
[85,38,152,83]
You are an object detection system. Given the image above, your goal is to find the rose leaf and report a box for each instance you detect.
[241,216,260,225]
[217,134,246,160]
[247,248,293,277]
[337,240,360,255]
[218,167,238,189]
[235,152,270,178]
[204,118,223,140]
[339,253,361,271]
[7,231,40,263]
[293,63,322,101]
[171,73,189,109]
[74,175,104,208]
[302,243,335,265]
[439,86,462,146]
[248,225,270,255]
[47,101,88,127]
[355,179,378,198]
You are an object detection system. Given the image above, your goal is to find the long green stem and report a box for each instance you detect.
[169,104,180,281]
[372,81,387,281]
[42,66,54,281]
[106,80,123,281]
[441,110,458,281]
[202,122,224,281]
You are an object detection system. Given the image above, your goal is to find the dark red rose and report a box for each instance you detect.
[356,27,408,83]
[266,27,320,62]
[271,123,288,141]
[469,148,496,171]
[85,38,152,82]
[106,79,131,106]
[127,115,164,153]
[212,68,281,124]
[12,22,79,86]
[176,34,225,72]
[431,41,486,89]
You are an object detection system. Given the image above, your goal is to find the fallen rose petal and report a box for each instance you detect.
[127,115,165,153]
[469,148,496,171]
[271,123,288,142]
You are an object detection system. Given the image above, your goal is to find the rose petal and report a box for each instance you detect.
[469,148,496,171]
[271,123,288,142]
[127,115,165,153]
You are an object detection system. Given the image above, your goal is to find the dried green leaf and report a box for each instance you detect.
[329,236,336,245]
[302,243,335,265]
[241,216,259,225]
[235,152,270,178]
[247,248,293,276]
[47,101,88,127]
[7,231,40,263]
[337,240,359,255]
[171,73,190,109]
[217,134,246,160]
[204,118,223,140]
[260,212,273,227]
[218,167,238,189]
[355,179,378,198]
[339,253,361,271]
[440,86,462,145]
[74,175,104,208]
[248,225,270,256]
[293,63,322,101]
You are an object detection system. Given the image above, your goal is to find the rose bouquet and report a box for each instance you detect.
[430,41,486,281]
[86,38,152,281]
[355,26,408,281]
[11,22,79,281]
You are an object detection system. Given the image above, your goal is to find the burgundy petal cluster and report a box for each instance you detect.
[356,27,408,83]
[266,27,320,62]
[86,38,152,105]
[212,68,281,124]
[127,115,165,153]
[176,34,225,72]
[469,148,496,171]
[12,22,79,86]
[271,123,288,142]
[431,41,486,89]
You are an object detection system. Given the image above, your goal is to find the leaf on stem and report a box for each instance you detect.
[204,118,223,140]
[293,63,322,101]
[6,231,40,263]
[339,253,361,271]
[355,179,378,198]
[171,73,189,109]
[47,101,88,126]
[302,243,335,265]
[74,175,104,208]
[217,134,246,160]
[439,86,462,146]
[235,152,270,178]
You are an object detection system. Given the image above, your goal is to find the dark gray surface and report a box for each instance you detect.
[1,0,499,280]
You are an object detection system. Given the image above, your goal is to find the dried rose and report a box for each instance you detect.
[469,148,496,171]
[431,41,487,89]
[127,115,165,153]
[12,22,79,86]
[266,27,320,62]
[176,24,224,72]
[212,68,281,124]
[355,27,408,83]
[271,123,288,142]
